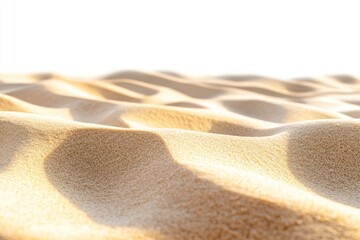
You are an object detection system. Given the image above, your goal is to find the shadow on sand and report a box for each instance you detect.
[43,128,347,238]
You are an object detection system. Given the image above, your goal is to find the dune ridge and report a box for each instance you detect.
[0,72,360,239]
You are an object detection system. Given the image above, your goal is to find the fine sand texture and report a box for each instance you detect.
[0,71,360,239]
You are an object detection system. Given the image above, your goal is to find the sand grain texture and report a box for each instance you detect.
[0,72,360,239]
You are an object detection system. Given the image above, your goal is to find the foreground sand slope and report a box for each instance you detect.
[0,72,360,239]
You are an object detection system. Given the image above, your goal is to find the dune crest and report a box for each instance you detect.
[0,72,360,239]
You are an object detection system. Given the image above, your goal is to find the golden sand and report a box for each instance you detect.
[0,71,359,239]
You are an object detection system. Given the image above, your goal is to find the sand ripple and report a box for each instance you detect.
[0,72,360,239]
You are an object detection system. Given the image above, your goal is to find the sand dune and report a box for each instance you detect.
[0,72,360,239]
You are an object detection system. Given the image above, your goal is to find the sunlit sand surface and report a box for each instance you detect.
[1,71,360,239]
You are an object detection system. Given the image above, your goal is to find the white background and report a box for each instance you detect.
[0,0,359,79]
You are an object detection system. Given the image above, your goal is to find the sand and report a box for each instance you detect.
[0,71,359,239]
